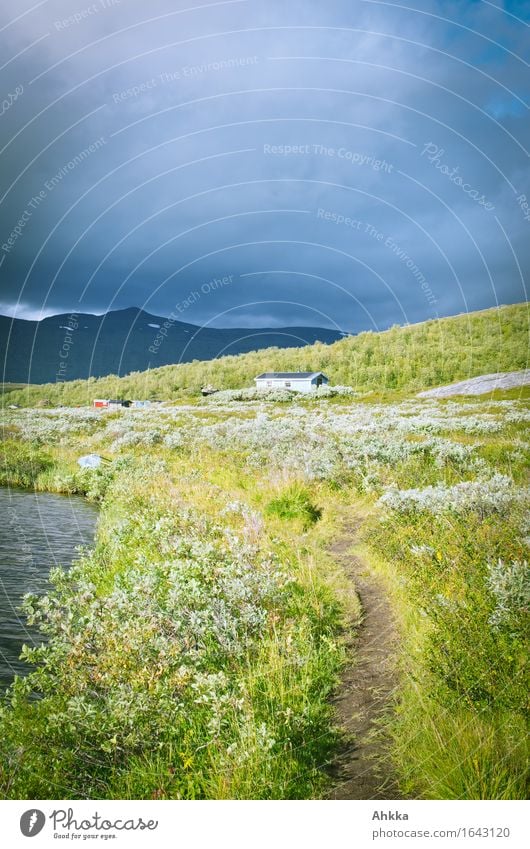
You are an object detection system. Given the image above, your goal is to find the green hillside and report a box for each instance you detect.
[3,303,528,406]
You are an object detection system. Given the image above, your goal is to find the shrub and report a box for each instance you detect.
[378,474,528,518]
[0,441,54,487]
[206,387,295,404]
[265,484,322,528]
[487,559,530,630]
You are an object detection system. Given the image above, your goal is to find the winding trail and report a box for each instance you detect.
[327,521,401,800]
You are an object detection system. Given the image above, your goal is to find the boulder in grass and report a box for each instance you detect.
[77,453,104,469]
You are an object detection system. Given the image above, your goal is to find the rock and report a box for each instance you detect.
[77,454,104,469]
[418,370,530,398]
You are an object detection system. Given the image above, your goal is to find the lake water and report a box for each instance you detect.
[0,486,98,687]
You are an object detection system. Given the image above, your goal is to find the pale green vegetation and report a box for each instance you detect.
[2,302,528,407]
[0,304,528,800]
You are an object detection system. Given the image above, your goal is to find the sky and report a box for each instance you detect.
[0,0,528,333]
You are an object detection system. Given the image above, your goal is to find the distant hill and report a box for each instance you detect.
[0,307,345,384]
[2,302,528,407]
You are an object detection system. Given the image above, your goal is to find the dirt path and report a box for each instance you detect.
[326,522,401,800]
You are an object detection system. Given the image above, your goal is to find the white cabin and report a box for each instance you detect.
[255,372,329,394]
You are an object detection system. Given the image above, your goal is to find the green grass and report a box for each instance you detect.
[0,440,55,488]
[390,682,528,799]
[365,495,528,799]
[265,483,322,528]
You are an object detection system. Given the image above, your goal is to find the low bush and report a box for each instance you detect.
[0,441,54,487]
[266,484,322,528]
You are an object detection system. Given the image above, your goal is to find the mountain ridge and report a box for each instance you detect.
[0,307,347,384]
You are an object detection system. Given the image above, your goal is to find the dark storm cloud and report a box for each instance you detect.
[0,0,528,331]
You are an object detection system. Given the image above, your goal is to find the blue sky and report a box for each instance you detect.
[0,0,528,333]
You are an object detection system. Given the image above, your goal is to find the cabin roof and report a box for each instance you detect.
[255,372,327,379]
